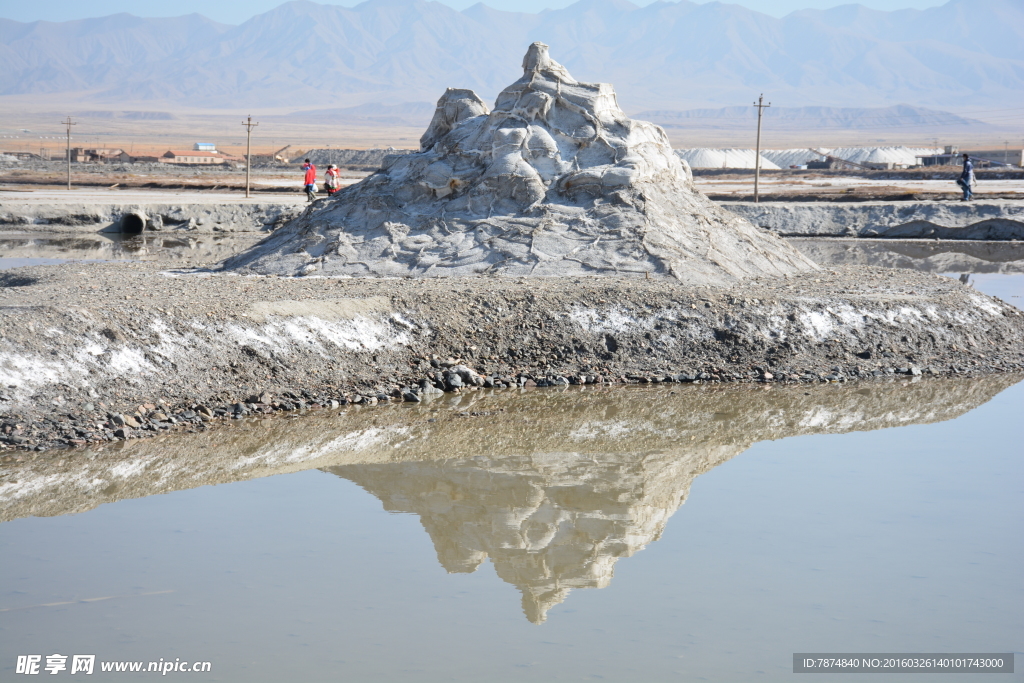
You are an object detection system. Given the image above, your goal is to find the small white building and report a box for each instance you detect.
[193,142,217,152]
[161,150,226,165]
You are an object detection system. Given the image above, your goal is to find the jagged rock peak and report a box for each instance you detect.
[419,88,489,152]
[521,41,576,83]
[222,44,818,284]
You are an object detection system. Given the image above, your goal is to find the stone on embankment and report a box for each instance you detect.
[223,43,816,285]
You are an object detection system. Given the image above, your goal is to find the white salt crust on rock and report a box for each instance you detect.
[225,43,818,285]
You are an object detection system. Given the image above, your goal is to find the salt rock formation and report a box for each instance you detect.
[225,43,817,284]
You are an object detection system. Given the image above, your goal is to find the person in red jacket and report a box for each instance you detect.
[302,158,317,202]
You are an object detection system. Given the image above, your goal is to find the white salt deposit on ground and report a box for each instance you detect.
[676,147,942,170]
[759,149,824,168]
[674,148,780,170]
[758,147,943,168]
[828,147,943,166]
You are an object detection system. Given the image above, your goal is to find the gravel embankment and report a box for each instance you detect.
[1,262,1022,451]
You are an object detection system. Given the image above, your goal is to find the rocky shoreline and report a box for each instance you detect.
[1,261,1022,453]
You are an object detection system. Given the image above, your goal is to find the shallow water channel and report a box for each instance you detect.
[0,232,262,270]
[1,378,1022,681]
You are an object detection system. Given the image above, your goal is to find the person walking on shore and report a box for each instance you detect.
[325,164,341,196]
[302,158,317,202]
[957,153,974,201]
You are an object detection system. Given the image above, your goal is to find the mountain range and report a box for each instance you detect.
[1,0,1022,116]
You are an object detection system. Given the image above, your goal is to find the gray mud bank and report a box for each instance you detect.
[0,199,303,234]
[727,200,1024,239]
[1,262,1022,451]
[6,198,1023,241]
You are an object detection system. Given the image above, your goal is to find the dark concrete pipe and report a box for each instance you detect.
[120,212,147,234]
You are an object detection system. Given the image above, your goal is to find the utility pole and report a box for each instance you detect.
[61,116,76,190]
[753,94,770,203]
[241,115,258,198]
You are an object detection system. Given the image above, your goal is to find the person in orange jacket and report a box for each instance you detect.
[302,158,317,202]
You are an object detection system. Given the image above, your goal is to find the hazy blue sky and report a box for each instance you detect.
[4,0,952,24]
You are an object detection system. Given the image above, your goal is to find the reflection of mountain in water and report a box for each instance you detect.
[331,447,724,623]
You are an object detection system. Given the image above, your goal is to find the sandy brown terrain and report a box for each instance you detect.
[1,108,1019,161]
[0,160,371,194]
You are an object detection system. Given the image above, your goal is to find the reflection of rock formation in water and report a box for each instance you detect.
[1,374,1019,534]
[331,447,730,623]
[316,374,1016,622]
[2,376,1019,620]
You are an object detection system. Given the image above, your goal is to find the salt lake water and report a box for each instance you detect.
[1,376,1021,681]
